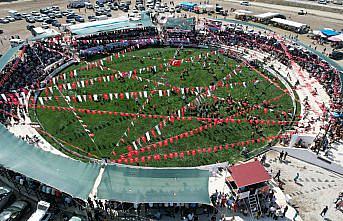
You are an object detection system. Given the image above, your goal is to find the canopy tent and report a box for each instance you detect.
[0,124,101,200]
[312,30,326,38]
[29,28,60,41]
[69,12,154,36]
[234,10,253,15]
[164,17,195,31]
[321,29,340,37]
[229,160,270,188]
[0,45,23,73]
[97,164,211,204]
[254,12,281,19]
[328,34,343,42]
[270,18,307,29]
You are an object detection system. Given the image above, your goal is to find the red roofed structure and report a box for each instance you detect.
[229,160,270,188]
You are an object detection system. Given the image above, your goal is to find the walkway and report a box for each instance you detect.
[271,146,343,175]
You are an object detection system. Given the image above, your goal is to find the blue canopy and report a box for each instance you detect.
[321,29,339,37]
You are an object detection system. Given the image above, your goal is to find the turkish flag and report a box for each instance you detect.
[170,59,182,67]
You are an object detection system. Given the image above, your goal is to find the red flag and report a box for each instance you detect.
[170,59,182,67]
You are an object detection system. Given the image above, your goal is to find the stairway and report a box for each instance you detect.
[248,194,261,218]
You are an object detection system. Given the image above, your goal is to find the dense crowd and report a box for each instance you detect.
[0,18,341,221]
[74,27,159,53]
[0,43,70,124]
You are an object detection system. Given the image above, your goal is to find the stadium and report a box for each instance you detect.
[0,1,342,220]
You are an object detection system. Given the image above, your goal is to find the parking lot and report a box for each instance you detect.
[0,0,342,57]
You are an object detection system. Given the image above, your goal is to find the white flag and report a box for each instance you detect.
[132,141,138,150]
[155,125,161,135]
[145,132,151,141]
[38,97,44,105]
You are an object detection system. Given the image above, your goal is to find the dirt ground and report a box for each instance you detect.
[0,0,342,59]
[265,150,343,221]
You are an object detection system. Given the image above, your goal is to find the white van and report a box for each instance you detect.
[10,39,24,47]
[96,15,107,20]
[8,10,18,16]
[27,201,50,221]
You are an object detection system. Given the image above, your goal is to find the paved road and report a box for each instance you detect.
[271,146,343,175]
[224,0,343,20]
[285,0,343,9]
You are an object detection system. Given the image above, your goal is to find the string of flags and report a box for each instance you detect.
[114,133,295,164]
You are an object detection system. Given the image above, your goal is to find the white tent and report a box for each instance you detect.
[270,18,307,29]
[328,33,343,42]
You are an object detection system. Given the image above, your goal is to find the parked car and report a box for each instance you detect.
[26,24,35,31]
[0,18,10,24]
[42,22,49,29]
[0,187,14,211]
[25,17,35,23]
[66,18,74,23]
[48,13,55,19]
[52,6,60,10]
[40,8,48,14]
[27,201,50,221]
[55,13,62,18]
[5,16,15,22]
[34,16,44,22]
[13,14,22,20]
[52,20,61,27]
[0,30,3,34]
[43,18,53,24]
[75,16,85,22]
[329,51,343,60]
[0,200,30,221]
[318,0,328,4]
[31,11,40,16]
[66,14,76,19]
[21,13,30,18]
[240,1,250,6]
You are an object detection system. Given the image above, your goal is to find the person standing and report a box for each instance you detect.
[283,205,288,217]
[320,206,328,217]
[261,154,266,165]
[293,208,298,221]
[284,151,288,160]
[294,172,300,183]
[279,151,284,161]
[274,170,281,182]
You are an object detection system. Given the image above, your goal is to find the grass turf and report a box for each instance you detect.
[31,47,296,167]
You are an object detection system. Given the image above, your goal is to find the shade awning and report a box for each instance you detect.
[97,164,211,204]
[328,34,343,42]
[0,124,101,200]
[321,29,339,37]
[229,160,270,188]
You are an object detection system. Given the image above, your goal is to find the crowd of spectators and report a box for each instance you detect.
[74,27,159,54]
[0,42,69,124]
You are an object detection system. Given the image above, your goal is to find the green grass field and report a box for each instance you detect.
[31,47,296,167]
